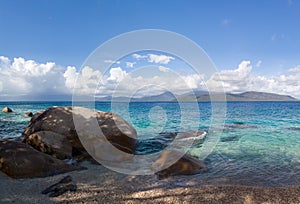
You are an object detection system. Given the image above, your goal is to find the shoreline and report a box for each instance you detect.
[1,162,299,204]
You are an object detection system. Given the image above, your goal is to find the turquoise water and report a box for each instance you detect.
[0,101,299,186]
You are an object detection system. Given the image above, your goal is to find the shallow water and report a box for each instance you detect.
[0,101,299,186]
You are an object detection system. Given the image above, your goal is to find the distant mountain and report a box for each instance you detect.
[176,91,299,102]
[132,91,176,102]
[96,91,177,102]
[95,91,299,102]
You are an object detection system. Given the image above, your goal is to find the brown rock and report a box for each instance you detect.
[22,106,137,158]
[2,107,13,113]
[0,140,85,179]
[152,150,206,179]
[24,112,33,117]
[24,131,72,159]
[30,110,45,122]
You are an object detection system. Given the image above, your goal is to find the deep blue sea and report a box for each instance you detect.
[0,101,300,186]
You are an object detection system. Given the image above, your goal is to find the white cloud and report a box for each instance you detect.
[125,62,136,68]
[271,33,286,41]
[104,60,120,64]
[206,60,300,98]
[182,74,205,89]
[288,65,300,73]
[148,54,174,64]
[1,55,300,99]
[132,54,147,60]
[207,61,255,93]
[107,67,128,82]
[0,56,67,96]
[0,56,10,67]
[64,66,103,95]
[158,66,170,73]
[256,60,262,67]
[214,60,252,81]
[63,66,77,89]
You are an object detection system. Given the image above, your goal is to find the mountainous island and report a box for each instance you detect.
[96,91,299,102]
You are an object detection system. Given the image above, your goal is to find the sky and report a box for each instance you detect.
[0,0,300,100]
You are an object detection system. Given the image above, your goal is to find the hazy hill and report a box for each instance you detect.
[95,91,299,102]
[176,91,299,102]
[132,91,176,102]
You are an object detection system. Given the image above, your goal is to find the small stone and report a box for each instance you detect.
[42,175,77,197]
[24,112,33,117]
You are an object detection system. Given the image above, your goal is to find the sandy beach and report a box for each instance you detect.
[0,162,299,204]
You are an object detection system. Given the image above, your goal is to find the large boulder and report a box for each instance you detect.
[2,107,13,113]
[152,150,206,179]
[0,140,85,179]
[24,131,73,159]
[22,106,138,158]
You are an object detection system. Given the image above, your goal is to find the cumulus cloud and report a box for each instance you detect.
[0,56,67,97]
[148,54,174,64]
[132,54,147,60]
[288,65,300,73]
[109,71,204,97]
[107,67,128,83]
[158,66,170,73]
[131,53,174,64]
[104,60,120,64]
[256,60,262,67]
[1,55,300,100]
[125,62,136,68]
[207,61,300,98]
[63,66,103,95]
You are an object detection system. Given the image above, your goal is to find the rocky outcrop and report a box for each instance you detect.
[22,106,138,159]
[24,131,73,159]
[152,150,206,179]
[2,107,13,113]
[0,140,85,179]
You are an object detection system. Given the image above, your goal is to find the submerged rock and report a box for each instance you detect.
[2,107,13,113]
[220,135,242,142]
[135,130,206,155]
[0,140,85,179]
[286,127,300,131]
[176,131,207,143]
[152,150,206,179]
[225,123,258,129]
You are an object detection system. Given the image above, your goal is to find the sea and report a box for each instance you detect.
[0,101,299,187]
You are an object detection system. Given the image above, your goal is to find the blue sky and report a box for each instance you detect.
[0,0,300,99]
